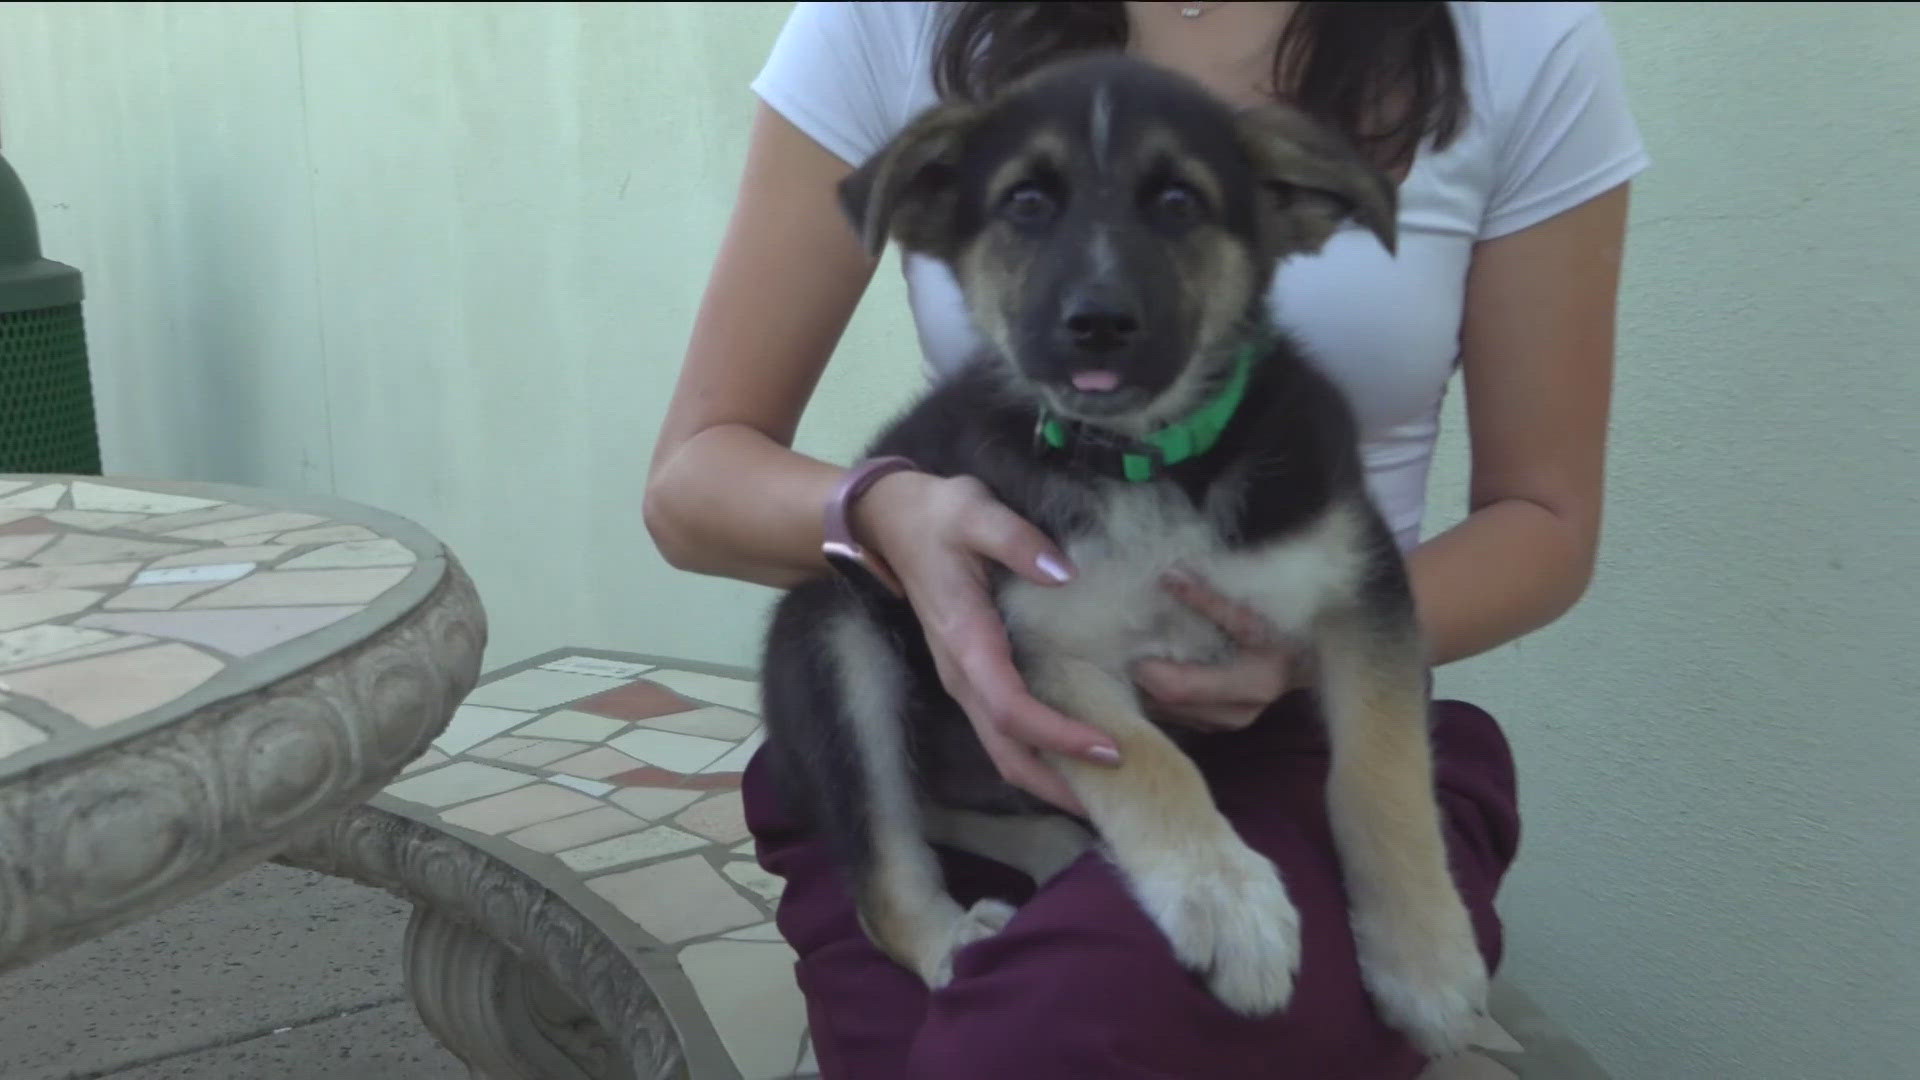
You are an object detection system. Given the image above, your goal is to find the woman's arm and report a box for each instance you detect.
[645,101,1118,805]
[1408,182,1630,664]
[643,103,881,589]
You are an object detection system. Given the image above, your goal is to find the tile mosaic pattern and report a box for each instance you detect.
[0,477,420,764]
[379,653,811,1079]
[382,651,1563,1080]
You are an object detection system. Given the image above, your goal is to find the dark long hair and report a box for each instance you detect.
[932,2,1465,172]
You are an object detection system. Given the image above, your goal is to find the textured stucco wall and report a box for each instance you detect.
[1,3,1913,1075]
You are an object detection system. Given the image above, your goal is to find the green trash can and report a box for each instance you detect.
[0,150,100,475]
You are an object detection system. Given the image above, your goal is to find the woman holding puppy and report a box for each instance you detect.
[646,2,1644,1076]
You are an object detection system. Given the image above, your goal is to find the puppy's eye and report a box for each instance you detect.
[1151,182,1205,229]
[1001,183,1059,230]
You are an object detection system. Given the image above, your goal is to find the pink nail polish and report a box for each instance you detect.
[1087,745,1121,766]
[1037,553,1074,583]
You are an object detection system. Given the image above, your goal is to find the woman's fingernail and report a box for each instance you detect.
[1037,553,1074,583]
[1086,744,1122,766]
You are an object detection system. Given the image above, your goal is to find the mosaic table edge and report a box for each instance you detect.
[0,559,486,972]
[0,474,461,783]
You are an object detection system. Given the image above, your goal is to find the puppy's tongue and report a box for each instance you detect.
[1071,370,1122,392]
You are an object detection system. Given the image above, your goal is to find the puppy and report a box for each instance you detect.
[759,54,1486,1054]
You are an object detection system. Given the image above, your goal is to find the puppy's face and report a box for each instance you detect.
[841,56,1397,430]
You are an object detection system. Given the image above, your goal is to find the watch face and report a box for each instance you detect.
[823,544,874,581]
[822,541,861,570]
[823,544,892,594]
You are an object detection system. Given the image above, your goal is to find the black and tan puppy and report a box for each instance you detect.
[759,54,1486,1053]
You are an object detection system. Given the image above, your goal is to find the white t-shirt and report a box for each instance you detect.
[752,2,1648,550]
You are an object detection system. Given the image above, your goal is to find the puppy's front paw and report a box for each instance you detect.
[1132,839,1300,1016]
[1352,896,1488,1056]
[925,898,1019,989]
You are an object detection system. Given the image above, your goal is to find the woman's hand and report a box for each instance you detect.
[1133,571,1302,733]
[854,472,1120,814]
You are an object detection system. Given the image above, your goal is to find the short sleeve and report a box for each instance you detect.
[1480,5,1649,239]
[750,2,933,168]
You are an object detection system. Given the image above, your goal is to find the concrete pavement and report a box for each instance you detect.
[0,864,465,1080]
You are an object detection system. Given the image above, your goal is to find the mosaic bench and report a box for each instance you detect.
[282,649,1612,1080]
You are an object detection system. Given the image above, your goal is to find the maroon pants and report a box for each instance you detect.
[742,692,1520,1080]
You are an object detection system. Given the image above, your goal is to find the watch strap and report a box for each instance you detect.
[822,456,918,594]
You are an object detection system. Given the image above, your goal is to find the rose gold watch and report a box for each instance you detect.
[822,456,919,595]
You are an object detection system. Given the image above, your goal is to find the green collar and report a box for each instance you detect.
[1037,346,1257,481]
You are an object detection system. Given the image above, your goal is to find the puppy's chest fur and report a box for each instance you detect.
[868,356,1374,680]
[998,478,1365,672]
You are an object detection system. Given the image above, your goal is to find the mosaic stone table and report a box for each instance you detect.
[282,647,1613,1080]
[0,473,484,973]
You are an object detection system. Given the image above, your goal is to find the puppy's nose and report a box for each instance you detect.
[1062,293,1141,355]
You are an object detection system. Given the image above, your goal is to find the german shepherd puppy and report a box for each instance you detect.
[760,54,1486,1053]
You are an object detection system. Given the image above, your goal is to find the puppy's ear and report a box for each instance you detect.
[839,101,980,257]
[1235,105,1399,256]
